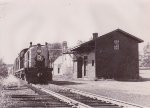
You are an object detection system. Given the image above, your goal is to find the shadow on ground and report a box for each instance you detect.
[116,76,150,82]
[139,77,150,82]
[48,81,84,85]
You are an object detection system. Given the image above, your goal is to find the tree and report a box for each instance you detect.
[48,43,62,66]
[142,43,150,67]
[77,40,84,45]
[0,58,8,77]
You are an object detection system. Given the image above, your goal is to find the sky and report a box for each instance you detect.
[0,0,149,64]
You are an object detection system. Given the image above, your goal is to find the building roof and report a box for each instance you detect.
[116,29,143,42]
[70,29,144,51]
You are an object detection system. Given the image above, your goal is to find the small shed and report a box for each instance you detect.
[52,41,74,80]
[71,29,143,80]
[53,54,73,75]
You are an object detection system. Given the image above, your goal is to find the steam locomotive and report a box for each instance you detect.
[13,42,53,84]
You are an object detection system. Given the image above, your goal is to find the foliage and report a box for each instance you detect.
[0,58,8,77]
[141,43,150,67]
[77,40,84,45]
[48,43,62,64]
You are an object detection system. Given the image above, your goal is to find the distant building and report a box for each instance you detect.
[71,29,143,80]
[53,54,73,75]
[52,41,73,80]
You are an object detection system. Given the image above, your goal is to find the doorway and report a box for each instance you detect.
[77,57,83,78]
[84,56,88,76]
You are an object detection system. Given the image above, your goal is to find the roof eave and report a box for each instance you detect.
[117,29,144,43]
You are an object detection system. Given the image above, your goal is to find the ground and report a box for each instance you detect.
[0,70,150,107]
[55,70,150,107]
[0,76,38,108]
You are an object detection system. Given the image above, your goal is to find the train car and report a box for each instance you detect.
[13,42,53,84]
[13,48,28,78]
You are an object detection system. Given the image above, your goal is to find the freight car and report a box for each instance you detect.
[13,42,53,84]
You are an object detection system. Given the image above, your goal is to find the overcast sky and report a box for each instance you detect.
[0,0,149,64]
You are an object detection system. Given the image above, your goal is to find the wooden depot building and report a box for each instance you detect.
[71,29,143,80]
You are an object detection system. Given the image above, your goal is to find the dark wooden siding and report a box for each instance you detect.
[95,31,139,79]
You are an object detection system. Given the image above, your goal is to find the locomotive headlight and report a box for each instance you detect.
[37,43,42,54]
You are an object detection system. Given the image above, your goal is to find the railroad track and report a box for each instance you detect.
[2,78,148,108]
[2,79,96,108]
[2,83,73,108]
[35,83,148,108]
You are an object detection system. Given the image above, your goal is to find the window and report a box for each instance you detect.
[58,68,60,73]
[84,56,88,66]
[114,40,119,50]
[92,60,94,66]
[58,64,61,74]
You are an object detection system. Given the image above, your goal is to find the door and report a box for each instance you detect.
[84,56,88,76]
[77,57,83,78]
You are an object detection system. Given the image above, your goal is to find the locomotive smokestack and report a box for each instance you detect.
[30,42,32,47]
[93,33,98,40]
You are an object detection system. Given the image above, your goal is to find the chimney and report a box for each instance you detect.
[62,41,68,53]
[30,42,32,47]
[93,33,98,40]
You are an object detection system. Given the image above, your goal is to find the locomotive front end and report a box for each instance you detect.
[35,44,45,79]
[24,42,52,84]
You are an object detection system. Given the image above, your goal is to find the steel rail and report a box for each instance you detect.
[17,76,148,108]
[69,88,147,108]
[48,84,148,108]
[30,84,93,108]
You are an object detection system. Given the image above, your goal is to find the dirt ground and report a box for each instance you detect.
[1,70,150,107]
[59,70,150,107]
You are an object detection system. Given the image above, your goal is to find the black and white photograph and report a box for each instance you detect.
[0,0,150,107]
